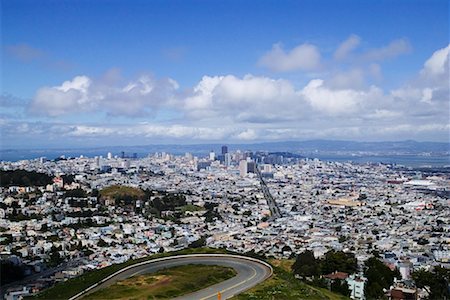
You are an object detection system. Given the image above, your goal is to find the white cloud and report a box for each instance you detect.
[422,44,449,76]
[14,43,448,145]
[31,76,93,117]
[363,38,411,61]
[258,43,321,72]
[421,88,433,103]
[334,34,361,60]
[327,68,365,89]
[301,79,382,116]
[235,129,258,140]
[184,74,301,121]
[366,109,402,119]
[29,73,179,117]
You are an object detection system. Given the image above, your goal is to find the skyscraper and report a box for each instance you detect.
[224,153,231,167]
[239,160,248,177]
[221,145,228,155]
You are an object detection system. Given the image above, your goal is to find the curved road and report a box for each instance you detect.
[70,254,272,300]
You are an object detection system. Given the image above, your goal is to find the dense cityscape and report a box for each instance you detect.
[1,146,449,299]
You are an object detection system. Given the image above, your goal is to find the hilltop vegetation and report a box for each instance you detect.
[99,185,145,204]
[0,170,53,187]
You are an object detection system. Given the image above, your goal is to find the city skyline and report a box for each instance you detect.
[1,0,449,149]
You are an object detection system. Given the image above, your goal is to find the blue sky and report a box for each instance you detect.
[1,0,449,148]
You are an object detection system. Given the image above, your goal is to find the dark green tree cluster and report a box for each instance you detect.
[203,202,222,222]
[412,266,449,300]
[331,279,351,296]
[47,246,64,267]
[0,170,53,187]
[364,256,400,299]
[64,188,87,198]
[292,250,357,277]
[0,260,25,285]
[151,194,186,213]
[61,174,75,184]
[321,250,358,275]
[188,236,207,248]
[292,250,320,277]
[292,250,358,296]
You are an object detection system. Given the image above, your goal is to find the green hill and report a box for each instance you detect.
[99,185,145,204]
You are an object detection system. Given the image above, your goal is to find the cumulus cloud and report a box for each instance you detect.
[327,68,366,89]
[8,42,446,145]
[391,44,449,114]
[301,79,382,116]
[422,44,449,77]
[235,129,258,140]
[29,72,179,117]
[184,74,301,121]
[334,34,361,60]
[258,43,321,72]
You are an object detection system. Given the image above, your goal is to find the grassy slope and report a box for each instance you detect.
[82,264,236,300]
[99,185,145,199]
[232,259,349,300]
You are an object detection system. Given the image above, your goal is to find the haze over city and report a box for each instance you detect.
[2,0,449,149]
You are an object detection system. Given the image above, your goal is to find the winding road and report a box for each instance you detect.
[70,254,272,300]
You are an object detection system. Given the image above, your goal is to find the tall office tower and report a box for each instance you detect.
[221,145,228,155]
[107,152,113,160]
[185,152,193,160]
[247,161,256,173]
[239,160,248,177]
[224,153,232,167]
[209,150,215,161]
[94,156,100,168]
[121,151,125,159]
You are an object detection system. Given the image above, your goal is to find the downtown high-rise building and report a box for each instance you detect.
[221,145,228,155]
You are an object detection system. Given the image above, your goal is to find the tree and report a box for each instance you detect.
[331,279,351,296]
[412,267,450,300]
[1,260,26,285]
[321,250,357,275]
[64,188,87,198]
[292,250,320,278]
[364,256,399,299]
[97,239,108,247]
[47,246,64,267]
[282,245,292,253]
[188,236,207,248]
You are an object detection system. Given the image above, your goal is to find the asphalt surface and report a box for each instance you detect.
[75,254,272,300]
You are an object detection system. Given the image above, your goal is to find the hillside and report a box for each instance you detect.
[99,185,145,203]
